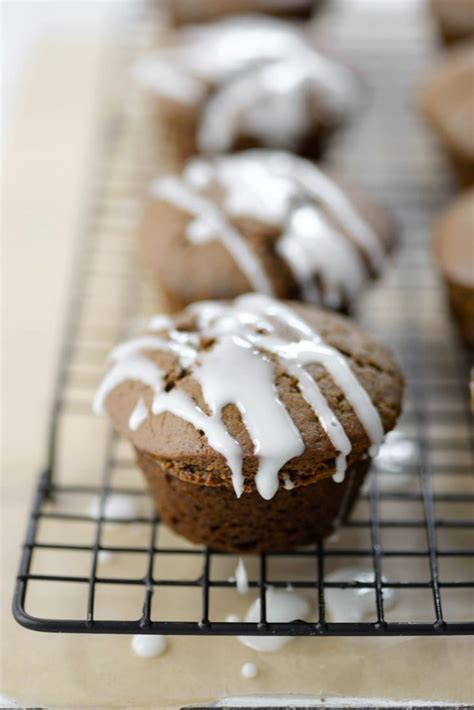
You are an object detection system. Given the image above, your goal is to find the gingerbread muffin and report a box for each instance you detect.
[433,188,474,347]
[430,0,474,45]
[162,0,317,25]
[134,16,358,167]
[139,150,396,313]
[420,44,474,185]
[94,295,404,552]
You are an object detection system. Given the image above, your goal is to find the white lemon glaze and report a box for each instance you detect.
[152,151,384,309]
[237,587,311,652]
[134,16,356,152]
[95,295,384,500]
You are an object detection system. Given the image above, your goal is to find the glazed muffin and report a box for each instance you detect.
[134,16,358,167]
[433,188,474,347]
[94,295,404,552]
[162,0,317,25]
[430,0,474,45]
[139,150,396,313]
[420,44,474,185]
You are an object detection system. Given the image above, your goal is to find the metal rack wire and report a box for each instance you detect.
[13,2,474,637]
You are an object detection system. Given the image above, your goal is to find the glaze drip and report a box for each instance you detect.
[128,397,148,431]
[237,587,311,651]
[152,151,384,309]
[241,662,258,679]
[324,568,398,622]
[94,295,385,500]
[131,634,168,658]
[235,557,249,594]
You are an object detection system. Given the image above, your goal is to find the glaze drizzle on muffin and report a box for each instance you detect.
[94,295,385,499]
[134,16,356,153]
[151,150,387,309]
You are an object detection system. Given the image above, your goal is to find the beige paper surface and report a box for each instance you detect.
[1,28,474,710]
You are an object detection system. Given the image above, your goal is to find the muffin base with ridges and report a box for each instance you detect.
[137,449,369,552]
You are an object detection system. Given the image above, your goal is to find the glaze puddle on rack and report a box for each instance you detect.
[12,1,474,638]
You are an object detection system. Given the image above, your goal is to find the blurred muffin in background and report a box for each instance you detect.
[433,188,474,347]
[134,15,358,168]
[162,0,318,24]
[139,150,396,313]
[430,0,474,45]
[420,43,474,185]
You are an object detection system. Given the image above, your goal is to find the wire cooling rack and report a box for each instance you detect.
[13,1,474,637]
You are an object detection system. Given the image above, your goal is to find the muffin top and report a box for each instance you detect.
[141,150,395,311]
[134,15,357,152]
[420,43,474,160]
[434,188,474,287]
[94,295,404,500]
